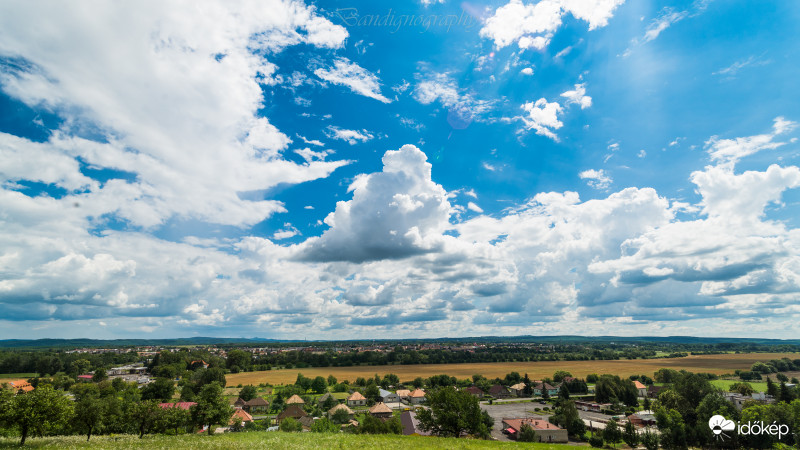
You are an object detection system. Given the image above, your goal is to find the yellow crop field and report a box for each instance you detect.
[227,352,797,386]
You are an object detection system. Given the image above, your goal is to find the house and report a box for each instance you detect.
[189,360,209,369]
[369,402,393,420]
[400,410,431,436]
[503,417,568,443]
[396,389,411,399]
[277,404,307,423]
[5,380,34,393]
[574,400,612,412]
[463,386,485,398]
[379,388,400,404]
[647,385,663,398]
[724,392,775,410]
[409,389,426,404]
[229,409,253,426]
[158,402,197,410]
[633,380,647,397]
[489,384,511,398]
[232,397,246,408]
[243,397,269,414]
[316,392,334,406]
[509,382,528,397]
[347,391,367,407]
[562,377,576,384]
[298,416,315,431]
[328,403,355,421]
[533,383,559,397]
[77,374,94,382]
[627,410,656,427]
[285,394,305,405]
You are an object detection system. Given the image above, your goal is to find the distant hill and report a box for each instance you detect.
[1,334,798,349]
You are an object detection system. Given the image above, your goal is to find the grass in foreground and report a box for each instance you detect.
[0,432,573,449]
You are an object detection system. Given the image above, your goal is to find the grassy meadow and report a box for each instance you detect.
[0,432,570,449]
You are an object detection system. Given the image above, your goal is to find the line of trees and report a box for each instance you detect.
[0,378,233,445]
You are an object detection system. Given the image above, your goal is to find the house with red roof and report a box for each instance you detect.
[502,417,567,443]
[633,380,647,397]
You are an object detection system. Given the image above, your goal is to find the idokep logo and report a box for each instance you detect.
[708,414,791,442]
[709,415,736,440]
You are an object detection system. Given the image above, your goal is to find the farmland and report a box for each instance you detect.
[227,352,797,385]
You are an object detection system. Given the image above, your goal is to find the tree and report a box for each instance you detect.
[239,385,257,402]
[603,419,622,448]
[158,406,190,435]
[558,383,570,403]
[641,428,660,450]
[518,423,537,442]
[226,349,252,372]
[141,377,175,402]
[327,375,337,386]
[766,376,778,398]
[553,370,572,382]
[69,359,91,377]
[623,420,639,448]
[416,387,492,438]
[643,396,651,410]
[586,373,599,383]
[311,376,328,394]
[589,435,604,447]
[523,373,533,397]
[412,377,424,389]
[191,382,233,435]
[73,387,106,441]
[321,395,337,411]
[128,400,162,439]
[779,381,795,403]
[551,400,584,437]
[280,417,303,432]
[296,373,313,391]
[92,368,108,383]
[7,385,74,445]
[730,382,754,396]
[331,407,351,425]
[776,373,789,383]
[359,414,402,434]
[364,383,380,403]
[311,417,340,433]
[655,408,688,450]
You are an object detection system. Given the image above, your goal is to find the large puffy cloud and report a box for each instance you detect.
[480,0,625,50]
[0,1,349,227]
[299,144,452,263]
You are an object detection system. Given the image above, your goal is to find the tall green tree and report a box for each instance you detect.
[416,386,492,438]
[128,400,162,439]
[141,377,175,402]
[603,419,622,448]
[72,384,105,441]
[311,376,328,394]
[623,420,639,448]
[191,382,233,435]
[6,385,74,445]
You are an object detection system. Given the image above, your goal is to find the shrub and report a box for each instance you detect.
[589,435,604,447]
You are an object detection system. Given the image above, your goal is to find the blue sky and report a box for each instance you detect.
[1,0,799,339]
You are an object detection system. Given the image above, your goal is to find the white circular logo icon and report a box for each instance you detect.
[709,415,735,436]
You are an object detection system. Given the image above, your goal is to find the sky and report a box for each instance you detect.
[1,0,799,340]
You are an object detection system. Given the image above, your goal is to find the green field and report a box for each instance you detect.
[0,433,571,449]
[0,373,36,379]
[710,379,768,393]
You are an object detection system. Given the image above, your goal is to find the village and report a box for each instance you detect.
[3,351,799,447]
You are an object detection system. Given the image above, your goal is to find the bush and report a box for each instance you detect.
[589,435,604,447]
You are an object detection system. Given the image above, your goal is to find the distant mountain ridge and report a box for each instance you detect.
[1,335,798,349]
